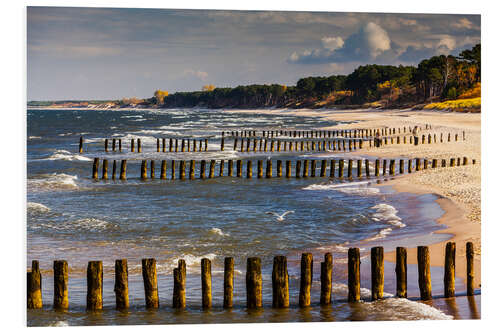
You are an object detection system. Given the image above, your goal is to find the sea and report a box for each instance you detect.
[26,108,480,326]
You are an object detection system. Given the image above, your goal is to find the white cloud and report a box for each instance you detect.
[321,36,344,51]
[183,69,208,81]
[364,22,391,58]
[451,18,478,30]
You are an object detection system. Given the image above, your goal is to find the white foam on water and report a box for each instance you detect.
[49,321,69,327]
[27,202,51,214]
[371,203,406,228]
[43,149,92,161]
[365,227,393,241]
[303,182,379,196]
[121,115,143,118]
[28,136,41,140]
[57,132,73,136]
[132,118,147,122]
[209,227,230,237]
[167,253,217,272]
[28,173,79,192]
[335,187,380,195]
[332,283,452,320]
[37,218,114,233]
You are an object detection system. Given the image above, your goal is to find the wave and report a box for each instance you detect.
[57,133,73,136]
[28,136,41,140]
[36,218,115,233]
[42,150,92,161]
[121,115,143,119]
[28,173,79,192]
[371,203,406,228]
[303,182,379,195]
[27,202,51,214]
[209,227,230,237]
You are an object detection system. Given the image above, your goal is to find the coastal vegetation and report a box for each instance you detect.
[28,44,480,111]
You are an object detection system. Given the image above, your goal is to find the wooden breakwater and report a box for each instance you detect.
[91,156,474,181]
[27,242,476,311]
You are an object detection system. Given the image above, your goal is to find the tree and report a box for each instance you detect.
[202,84,215,91]
[154,90,169,104]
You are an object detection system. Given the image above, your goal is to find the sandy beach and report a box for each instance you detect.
[227,108,481,285]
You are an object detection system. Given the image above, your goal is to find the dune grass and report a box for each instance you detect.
[424,97,481,111]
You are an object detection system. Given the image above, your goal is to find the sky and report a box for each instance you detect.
[27,7,480,101]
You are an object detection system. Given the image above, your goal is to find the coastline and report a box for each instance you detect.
[226,108,481,285]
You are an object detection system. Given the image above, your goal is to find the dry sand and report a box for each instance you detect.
[228,108,481,284]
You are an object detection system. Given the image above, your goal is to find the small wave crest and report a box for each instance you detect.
[37,218,115,233]
[303,182,379,195]
[371,203,406,228]
[27,202,51,214]
[28,173,79,192]
[43,150,92,161]
[209,227,230,237]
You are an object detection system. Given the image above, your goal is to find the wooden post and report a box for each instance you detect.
[310,160,316,177]
[112,160,117,180]
[237,160,242,177]
[200,160,206,179]
[162,138,166,152]
[347,159,353,178]
[224,257,234,309]
[257,160,263,178]
[442,159,447,167]
[181,139,185,152]
[137,138,142,153]
[299,253,313,307]
[348,248,360,302]
[140,160,147,180]
[105,139,109,152]
[92,158,99,179]
[150,160,155,179]
[173,259,186,308]
[432,159,437,168]
[396,247,407,298]
[424,159,429,170]
[79,136,83,153]
[338,159,344,178]
[466,242,474,296]
[246,258,262,309]
[375,159,380,177]
[286,160,291,178]
[408,159,413,173]
[320,253,333,305]
[277,160,282,177]
[102,159,108,180]
[371,247,384,300]
[156,138,160,152]
[209,160,215,178]
[399,159,404,174]
[444,242,456,298]
[142,258,159,309]
[417,246,432,300]
[302,159,309,178]
[450,158,456,167]
[188,160,195,180]
[53,260,68,310]
[330,159,335,178]
[357,159,362,178]
[272,256,289,308]
[320,160,327,177]
[87,261,103,311]
[383,159,387,175]
[247,160,252,178]
[219,160,224,176]
[201,258,212,309]
[169,138,173,152]
[416,158,421,171]
[114,259,129,310]
[171,160,176,180]
[27,260,42,309]
[266,159,272,178]
[295,160,301,178]
[119,160,127,180]
[159,160,167,180]
[205,138,208,151]
[221,137,225,151]
[228,160,234,177]
[365,159,370,177]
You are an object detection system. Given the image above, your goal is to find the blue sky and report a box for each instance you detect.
[27,7,480,100]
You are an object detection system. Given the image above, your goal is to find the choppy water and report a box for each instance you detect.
[27,108,478,326]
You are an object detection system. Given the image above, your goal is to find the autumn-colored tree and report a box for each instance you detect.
[202,84,215,91]
[154,90,169,104]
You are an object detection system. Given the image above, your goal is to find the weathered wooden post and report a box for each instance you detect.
[119,139,122,152]
[105,138,109,152]
[228,160,234,177]
[142,258,159,309]
[92,158,99,180]
[371,247,384,300]
[450,158,456,167]
[396,247,407,298]
[234,138,238,151]
[408,159,413,173]
[424,159,429,170]
[375,159,380,177]
[272,256,289,308]
[302,159,309,178]
[114,259,129,310]
[299,253,313,307]
[27,260,42,309]
[417,246,432,300]
[137,138,142,153]
[200,160,207,179]
[266,159,273,178]
[247,160,253,178]
[173,259,186,309]
[348,248,360,302]
[390,159,395,176]
[87,261,103,311]
[102,159,108,180]
[169,138,173,152]
[209,160,215,178]
[416,158,421,171]
[79,136,84,153]
[257,160,263,178]
[162,138,166,153]
[338,159,344,178]
[171,160,176,180]
[329,159,335,178]
[219,159,224,176]
[320,253,333,305]
[383,159,387,175]
[186,160,193,180]
[140,160,147,180]
[224,257,234,309]
[365,159,370,177]
[347,159,353,179]
[156,138,160,152]
[221,137,225,151]
[444,242,456,298]
[320,160,327,177]
[277,160,282,177]
[295,160,302,178]
[442,159,447,167]
[246,258,262,309]
[201,258,212,309]
[112,160,117,180]
[53,260,68,310]
[455,134,458,141]
[466,242,474,296]
[150,160,155,179]
[235,159,242,178]
[286,160,291,178]
[310,160,316,177]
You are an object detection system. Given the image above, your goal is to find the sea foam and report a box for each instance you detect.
[43,150,92,161]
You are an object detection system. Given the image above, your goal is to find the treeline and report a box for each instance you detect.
[159,43,480,108]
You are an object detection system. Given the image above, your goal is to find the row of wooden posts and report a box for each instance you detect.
[27,242,475,311]
[226,124,432,139]
[92,156,474,181]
